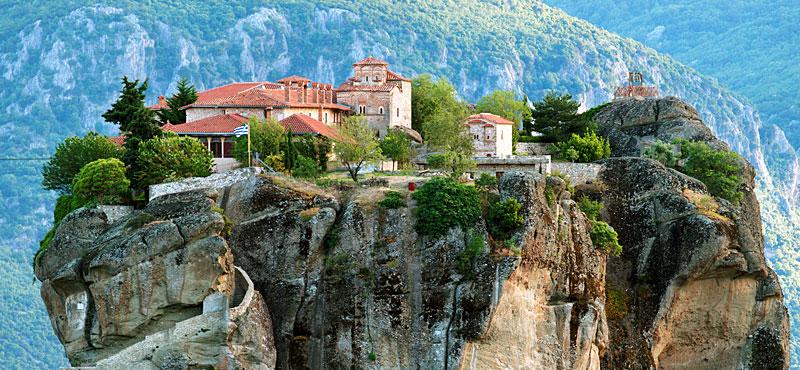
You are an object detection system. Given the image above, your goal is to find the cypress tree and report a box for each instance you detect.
[103,76,161,190]
[157,77,198,124]
[284,130,296,174]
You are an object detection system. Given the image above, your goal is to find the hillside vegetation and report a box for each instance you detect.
[0,0,798,366]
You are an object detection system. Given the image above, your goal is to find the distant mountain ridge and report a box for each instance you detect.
[0,1,797,366]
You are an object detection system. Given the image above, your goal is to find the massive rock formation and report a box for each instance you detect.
[34,189,276,369]
[35,97,789,369]
[583,97,789,369]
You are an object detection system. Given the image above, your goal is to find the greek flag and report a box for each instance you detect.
[233,123,249,137]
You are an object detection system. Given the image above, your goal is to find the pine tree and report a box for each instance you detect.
[530,92,582,141]
[157,77,198,124]
[103,77,161,189]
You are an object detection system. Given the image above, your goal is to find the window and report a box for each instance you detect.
[379,106,384,115]
[324,112,328,123]
[359,106,367,115]
[374,74,380,82]
[474,134,479,140]
[500,131,504,139]
[396,108,400,117]
[366,76,370,82]
[486,135,491,140]
[308,112,312,117]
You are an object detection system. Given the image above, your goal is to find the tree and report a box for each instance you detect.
[71,158,130,204]
[380,129,413,170]
[475,90,529,129]
[411,74,469,135]
[103,77,162,189]
[531,92,584,141]
[156,77,198,124]
[675,139,744,204]
[427,151,476,179]
[550,130,611,162]
[134,133,213,188]
[334,116,383,181]
[41,132,121,193]
[233,117,285,165]
[283,130,296,174]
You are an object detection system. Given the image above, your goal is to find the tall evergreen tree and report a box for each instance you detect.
[157,77,198,124]
[530,92,583,141]
[103,77,161,189]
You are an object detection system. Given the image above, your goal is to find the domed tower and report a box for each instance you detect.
[336,57,412,137]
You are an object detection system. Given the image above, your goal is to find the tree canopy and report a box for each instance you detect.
[134,133,213,188]
[156,77,198,124]
[411,74,470,138]
[41,132,121,193]
[334,116,383,181]
[71,158,130,204]
[380,129,413,170]
[531,92,588,141]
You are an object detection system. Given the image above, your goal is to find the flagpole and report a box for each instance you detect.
[247,124,251,167]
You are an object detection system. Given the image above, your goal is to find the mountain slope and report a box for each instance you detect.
[543,0,800,147]
[0,0,797,366]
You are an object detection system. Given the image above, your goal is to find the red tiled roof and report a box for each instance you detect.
[386,70,411,82]
[109,135,126,146]
[277,75,311,84]
[353,57,388,66]
[336,80,401,92]
[466,113,515,125]
[614,85,659,98]
[163,114,249,135]
[148,96,168,110]
[280,114,342,141]
[184,83,350,111]
[191,82,280,105]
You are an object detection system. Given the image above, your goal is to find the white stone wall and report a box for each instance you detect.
[496,125,513,158]
[389,81,412,131]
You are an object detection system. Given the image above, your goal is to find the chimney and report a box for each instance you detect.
[158,95,166,106]
[284,87,290,103]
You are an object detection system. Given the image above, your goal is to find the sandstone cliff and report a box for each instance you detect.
[35,97,789,369]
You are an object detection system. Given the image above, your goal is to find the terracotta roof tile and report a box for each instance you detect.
[163,114,249,135]
[386,70,411,82]
[467,113,515,125]
[336,80,401,92]
[277,75,311,84]
[108,135,126,146]
[280,114,342,141]
[353,56,389,66]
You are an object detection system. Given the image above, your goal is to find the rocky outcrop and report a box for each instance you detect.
[36,98,789,370]
[581,97,790,369]
[461,174,607,370]
[35,189,276,368]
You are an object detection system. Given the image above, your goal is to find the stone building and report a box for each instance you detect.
[465,113,514,158]
[335,57,412,137]
[614,71,659,98]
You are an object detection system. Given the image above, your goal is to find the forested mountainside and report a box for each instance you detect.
[0,0,797,367]
[543,0,800,168]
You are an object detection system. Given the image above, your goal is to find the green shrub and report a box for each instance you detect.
[590,220,622,256]
[292,155,320,179]
[578,196,603,221]
[677,140,744,204]
[457,231,486,278]
[517,135,547,143]
[412,177,482,236]
[379,191,406,209]
[475,173,497,191]
[643,140,677,167]
[72,158,130,204]
[645,139,744,204]
[135,134,213,187]
[487,198,525,240]
[550,170,574,193]
[41,132,122,193]
[550,129,611,162]
[427,151,476,179]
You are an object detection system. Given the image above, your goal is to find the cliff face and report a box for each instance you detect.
[35,98,788,368]
[588,97,789,369]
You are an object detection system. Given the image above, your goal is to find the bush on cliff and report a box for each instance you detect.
[41,132,122,193]
[135,133,213,188]
[550,129,611,162]
[590,220,622,257]
[487,198,525,241]
[644,139,744,204]
[578,195,603,221]
[72,158,130,204]
[412,177,481,236]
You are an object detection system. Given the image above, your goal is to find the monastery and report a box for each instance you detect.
[150,57,413,163]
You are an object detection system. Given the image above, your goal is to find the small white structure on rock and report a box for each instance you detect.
[465,113,514,158]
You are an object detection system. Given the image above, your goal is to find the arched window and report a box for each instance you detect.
[379,106,384,115]
[374,74,380,82]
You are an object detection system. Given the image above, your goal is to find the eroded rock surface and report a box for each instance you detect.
[35,189,276,368]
